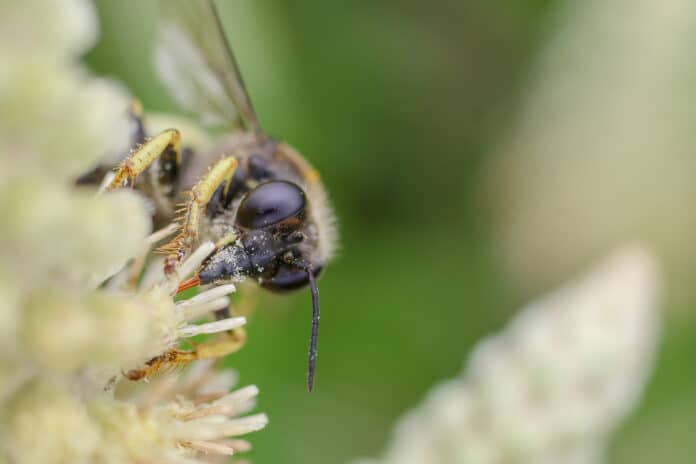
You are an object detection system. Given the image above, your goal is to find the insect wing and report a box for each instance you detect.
[155,0,260,130]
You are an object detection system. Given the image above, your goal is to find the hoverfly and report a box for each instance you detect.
[93,0,336,391]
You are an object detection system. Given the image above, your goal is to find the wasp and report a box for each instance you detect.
[86,0,336,391]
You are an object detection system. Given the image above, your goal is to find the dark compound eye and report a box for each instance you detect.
[261,264,323,293]
[236,180,306,230]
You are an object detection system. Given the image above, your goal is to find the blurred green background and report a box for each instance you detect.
[87,1,696,463]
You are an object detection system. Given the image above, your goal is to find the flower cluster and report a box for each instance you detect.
[0,1,266,462]
[358,245,661,464]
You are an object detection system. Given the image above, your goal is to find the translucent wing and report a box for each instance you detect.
[154,0,260,130]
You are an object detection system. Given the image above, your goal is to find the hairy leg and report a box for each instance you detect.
[124,327,247,381]
[158,156,239,275]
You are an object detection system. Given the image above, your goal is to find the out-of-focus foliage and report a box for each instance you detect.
[484,0,696,306]
[88,0,696,463]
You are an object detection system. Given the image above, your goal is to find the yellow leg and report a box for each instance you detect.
[124,328,247,381]
[106,128,182,191]
[158,156,239,275]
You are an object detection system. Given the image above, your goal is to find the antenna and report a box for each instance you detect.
[306,267,320,392]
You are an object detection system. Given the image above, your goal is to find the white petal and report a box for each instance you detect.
[178,241,216,281]
[179,317,246,338]
[178,284,237,307]
[179,296,231,322]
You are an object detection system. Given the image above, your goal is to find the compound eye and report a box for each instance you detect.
[261,264,323,293]
[236,180,306,230]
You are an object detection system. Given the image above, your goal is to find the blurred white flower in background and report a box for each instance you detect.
[358,245,661,464]
[482,0,696,306]
[0,0,266,462]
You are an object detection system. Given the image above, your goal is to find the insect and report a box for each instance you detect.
[98,0,336,391]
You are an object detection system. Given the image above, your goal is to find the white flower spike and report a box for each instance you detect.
[359,245,661,464]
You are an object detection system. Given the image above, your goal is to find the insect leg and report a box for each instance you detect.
[124,327,247,381]
[106,128,182,191]
[158,156,239,275]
